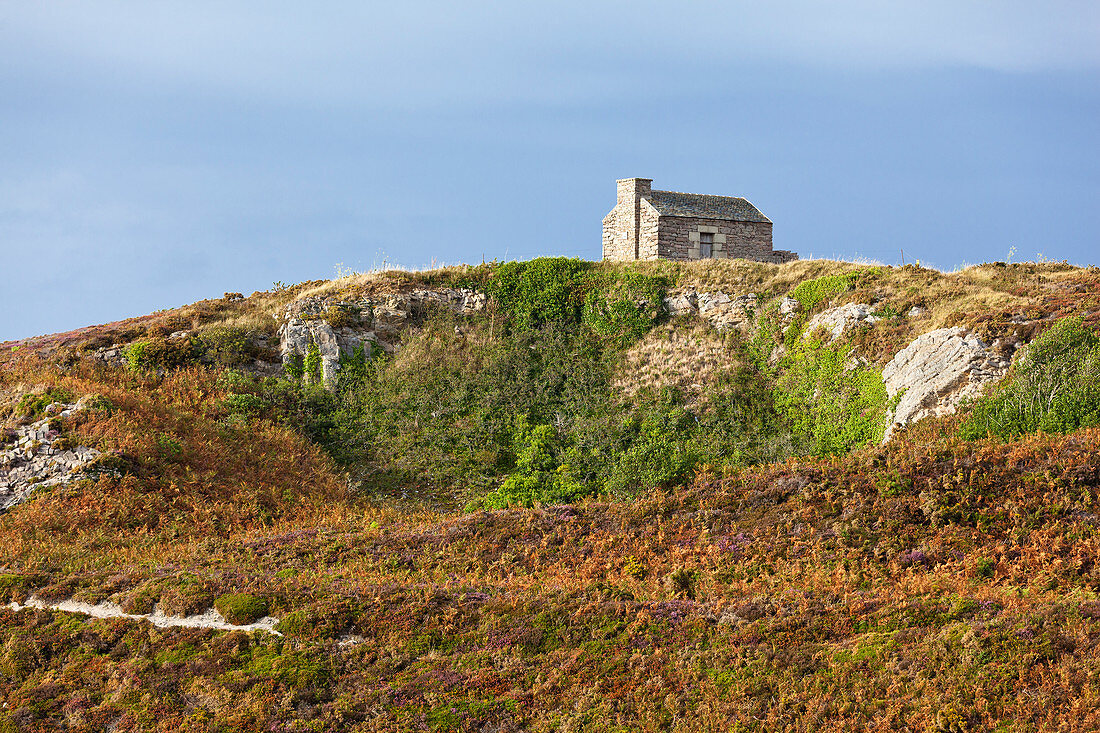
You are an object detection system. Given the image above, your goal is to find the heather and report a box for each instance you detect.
[0,416,1099,730]
[0,259,1099,730]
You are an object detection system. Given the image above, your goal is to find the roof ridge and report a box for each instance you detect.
[649,188,748,200]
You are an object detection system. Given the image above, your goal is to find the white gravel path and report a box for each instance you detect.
[8,597,282,635]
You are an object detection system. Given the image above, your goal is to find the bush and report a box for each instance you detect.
[125,337,197,372]
[486,258,668,346]
[81,394,114,413]
[774,334,890,455]
[789,271,863,311]
[486,258,594,330]
[17,387,74,417]
[0,574,38,603]
[479,416,588,509]
[605,395,698,494]
[222,392,265,418]
[195,325,254,366]
[321,305,358,329]
[961,317,1100,439]
[583,271,670,347]
[303,341,323,385]
[214,593,270,625]
[154,433,184,462]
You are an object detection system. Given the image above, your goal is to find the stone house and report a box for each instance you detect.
[602,178,797,263]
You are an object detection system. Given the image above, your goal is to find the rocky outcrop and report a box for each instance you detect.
[663,290,761,331]
[805,303,880,340]
[278,288,487,386]
[882,327,1014,441]
[1,400,104,510]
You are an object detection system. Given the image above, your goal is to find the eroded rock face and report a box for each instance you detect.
[0,400,104,511]
[882,327,1014,441]
[662,290,759,331]
[277,288,487,387]
[805,303,880,341]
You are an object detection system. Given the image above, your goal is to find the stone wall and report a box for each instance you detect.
[638,198,661,260]
[656,218,786,262]
[601,206,633,261]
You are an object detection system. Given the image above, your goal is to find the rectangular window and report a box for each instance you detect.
[699,232,714,258]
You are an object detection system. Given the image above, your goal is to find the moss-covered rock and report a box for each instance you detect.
[214,593,270,625]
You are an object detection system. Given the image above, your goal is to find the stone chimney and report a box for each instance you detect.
[616,178,652,206]
[616,178,651,260]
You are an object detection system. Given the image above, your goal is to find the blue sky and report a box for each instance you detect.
[2,1,1098,341]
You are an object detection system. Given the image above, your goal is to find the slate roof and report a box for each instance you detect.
[645,190,771,223]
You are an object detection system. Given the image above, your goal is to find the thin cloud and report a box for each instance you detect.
[1,1,1096,107]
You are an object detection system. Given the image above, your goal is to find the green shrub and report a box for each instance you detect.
[222,392,265,418]
[284,353,305,381]
[196,325,254,366]
[81,394,114,413]
[789,271,863,311]
[479,416,588,509]
[961,317,1100,439]
[774,334,890,455]
[486,258,668,345]
[321,305,358,329]
[303,340,323,385]
[606,395,698,494]
[0,574,37,603]
[120,583,161,614]
[125,337,197,372]
[243,644,328,686]
[154,433,184,462]
[583,271,670,347]
[486,257,594,329]
[0,635,41,677]
[214,593,270,625]
[274,609,310,637]
[17,387,74,417]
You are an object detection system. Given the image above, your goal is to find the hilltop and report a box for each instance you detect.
[0,257,1099,731]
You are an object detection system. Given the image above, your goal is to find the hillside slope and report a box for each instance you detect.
[0,258,1099,731]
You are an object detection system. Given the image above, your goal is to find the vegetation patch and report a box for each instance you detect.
[213,593,270,624]
[16,387,74,418]
[961,316,1100,438]
[789,270,864,311]
[774,332,892,454]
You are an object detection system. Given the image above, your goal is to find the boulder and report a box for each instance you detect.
[779,296,800,317]
[805,303,880,340]
[663,291,699,317]
[882,327,1014,441]
[698,292,758,331]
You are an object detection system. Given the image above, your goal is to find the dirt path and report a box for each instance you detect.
[8,597,282,635]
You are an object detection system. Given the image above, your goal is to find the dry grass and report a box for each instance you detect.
[294,264,482,302]
[613,319,738,405]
